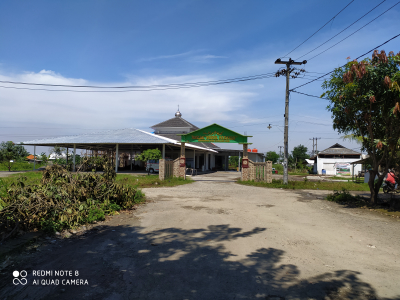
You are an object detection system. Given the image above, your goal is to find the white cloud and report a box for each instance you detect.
[137,50,201,62]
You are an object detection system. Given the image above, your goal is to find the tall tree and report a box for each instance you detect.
[322,50,400,204]
[265,151,280,163]
[0,141,30,162]
[291,145,308,166]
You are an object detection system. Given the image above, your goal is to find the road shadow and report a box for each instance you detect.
[1,223,398,300]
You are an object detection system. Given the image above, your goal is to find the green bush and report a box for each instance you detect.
[326,188,362,202]
[0,156,145,241]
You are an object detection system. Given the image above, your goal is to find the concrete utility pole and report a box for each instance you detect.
[275,58,307,184]
[278,146,283,162]
[315,137,321,154]
[309,138,315,156]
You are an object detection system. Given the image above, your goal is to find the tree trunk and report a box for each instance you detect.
[368,170,378,204]
[369,169,385,205]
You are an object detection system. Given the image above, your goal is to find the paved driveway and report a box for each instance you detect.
[1,171,400,300]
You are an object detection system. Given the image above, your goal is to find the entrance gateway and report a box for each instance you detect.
[158,123,272,182]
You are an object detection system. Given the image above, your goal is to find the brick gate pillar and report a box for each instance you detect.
[179,142,186,179]
[241,143,249,181]
[159,159,165,181]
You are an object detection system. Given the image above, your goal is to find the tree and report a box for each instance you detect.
[135,149,162,162]
[322,50,400,204]
[229,156,239,168]
[0,141,30,162]
[39,152,49,165]
[291,145,308,167]
[265,151,280,163]
[49,146,66,157]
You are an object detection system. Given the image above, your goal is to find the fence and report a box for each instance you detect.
[159,158,180,180]
[242,160,272,183]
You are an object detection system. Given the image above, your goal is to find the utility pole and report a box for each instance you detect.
[275,58,307,184]
[309,138,315,156]
[315,137,321,154]
[278,146,283,163]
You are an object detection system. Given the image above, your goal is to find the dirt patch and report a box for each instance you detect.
[257,204,275,208]
[181,205,208,211]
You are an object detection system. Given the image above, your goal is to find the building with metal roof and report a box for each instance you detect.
[21,109,264,173]
[312,143,362,175]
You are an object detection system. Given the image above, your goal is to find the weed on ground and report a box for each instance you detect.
[116,174,193,188]
[326,188,400,219]
[237,179,370,191]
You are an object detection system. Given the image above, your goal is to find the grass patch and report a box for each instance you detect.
[237,179,371,191]
[116,174,193,188]
[288,172,309,176]
[0,162,46,171]
[0,172,42,198]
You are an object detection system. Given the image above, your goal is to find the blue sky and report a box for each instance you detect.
[1,0,399,155]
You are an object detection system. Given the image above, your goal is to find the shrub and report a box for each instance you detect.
[326,188,362,202]
[0,156,144,241]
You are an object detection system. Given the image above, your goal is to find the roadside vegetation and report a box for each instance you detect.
[0,161,46,171]
[0,156,145,241]
[326,188,400,217]
[116,174,193,188]
[237,178,370,191]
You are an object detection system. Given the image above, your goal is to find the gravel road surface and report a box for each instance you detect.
[1,171,399,300]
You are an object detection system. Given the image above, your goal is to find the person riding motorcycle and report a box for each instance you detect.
[385,169,398,191]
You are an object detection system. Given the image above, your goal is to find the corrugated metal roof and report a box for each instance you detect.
[20,128,218,152]
[319,143,361,155]
[21,128,179,145]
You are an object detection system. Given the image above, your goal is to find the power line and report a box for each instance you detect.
[291,90,330,100]
[0,73,276,91]
[295,0,387,60]
[282,0,354,58]
[306,1,400,61]
[290,33,400,91]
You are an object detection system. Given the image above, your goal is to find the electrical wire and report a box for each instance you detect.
[0,73,275,90]
[291,90,330,100]
[306,1,400,61]
[290,33,400,91]
[282,0,354,58]
[295,0,387,60]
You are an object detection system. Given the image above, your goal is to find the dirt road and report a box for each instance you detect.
[1,172,400,299]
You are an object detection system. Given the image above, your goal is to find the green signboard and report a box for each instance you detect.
[179,123,251,144]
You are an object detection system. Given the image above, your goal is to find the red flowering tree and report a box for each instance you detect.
[322,50,400,204]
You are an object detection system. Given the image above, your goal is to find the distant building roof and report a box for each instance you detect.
[318,143,361,156]
[26,155,36,160]
[151,116,199,130]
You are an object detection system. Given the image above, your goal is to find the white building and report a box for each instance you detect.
[312,143,362,175]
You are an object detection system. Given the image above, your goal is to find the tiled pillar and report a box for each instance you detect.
[242,144,249,181]
[159,159,165,180]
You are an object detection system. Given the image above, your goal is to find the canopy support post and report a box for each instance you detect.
[33,146,36,170]
[73,144,76,172]
[115,144,119,173]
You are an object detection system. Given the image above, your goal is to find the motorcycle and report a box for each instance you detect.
[382,180,399,194]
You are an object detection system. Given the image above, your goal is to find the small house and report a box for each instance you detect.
[313,143,362,175]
